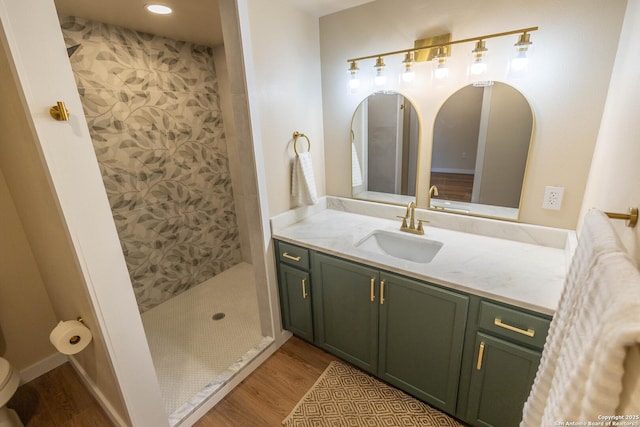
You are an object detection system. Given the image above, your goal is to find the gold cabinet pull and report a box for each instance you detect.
[49,101,70,121]
[370,277,375,302]
[476,342,485,370]
[380,280,385,305]
[282,252,301,262]
[302,278,308,299]
[494,318,535,337]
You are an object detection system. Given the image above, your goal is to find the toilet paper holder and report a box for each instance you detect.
[50,316,93,355]
[69,317,86,344]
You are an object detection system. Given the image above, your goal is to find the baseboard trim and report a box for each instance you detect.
[67,356,131,427]
[18,352,68,384]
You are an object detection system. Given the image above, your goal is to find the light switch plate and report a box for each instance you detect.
[542,186,564,210]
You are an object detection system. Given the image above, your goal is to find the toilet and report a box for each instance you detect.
[0,358,23,427]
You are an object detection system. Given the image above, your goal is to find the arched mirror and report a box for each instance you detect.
[429,82,533,220]
[351,91,420,205]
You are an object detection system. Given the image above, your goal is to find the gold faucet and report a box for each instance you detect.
[429,185,439,198]
[397,201,426,235]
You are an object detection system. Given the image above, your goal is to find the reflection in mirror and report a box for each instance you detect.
[429,82,533,220]
[351,91,420,205]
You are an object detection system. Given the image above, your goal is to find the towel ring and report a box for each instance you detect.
[293,131,311,156]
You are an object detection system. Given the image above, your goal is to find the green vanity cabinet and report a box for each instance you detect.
[311,252,469,413]
[465,333,541,427]
[275,241,314,342]
[311,252,380,374]
[274,239,553,427]
[378,272,468,414]
[278,264,314,342]
[460,300,551,427]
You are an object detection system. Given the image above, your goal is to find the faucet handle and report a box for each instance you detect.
[416,219,429,233]
[396,215,408,229]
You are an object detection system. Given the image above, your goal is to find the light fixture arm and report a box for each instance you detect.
[346,26,538,64]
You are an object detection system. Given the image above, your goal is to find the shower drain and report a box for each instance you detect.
[211,312,226,321]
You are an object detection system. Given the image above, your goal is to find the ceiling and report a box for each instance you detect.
[54,0,376,47]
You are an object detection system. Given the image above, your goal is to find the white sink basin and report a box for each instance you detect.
[355,230,443,263]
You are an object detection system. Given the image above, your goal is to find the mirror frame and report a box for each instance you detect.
[426,81,536,222]
[350,90,423,207]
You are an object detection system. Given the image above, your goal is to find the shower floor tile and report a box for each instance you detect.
[141,262,266,418]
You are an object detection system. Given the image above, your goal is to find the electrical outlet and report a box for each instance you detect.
[542,186,564,210]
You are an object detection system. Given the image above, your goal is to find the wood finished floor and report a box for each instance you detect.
[7,337,337,427]
[430,172,474,202]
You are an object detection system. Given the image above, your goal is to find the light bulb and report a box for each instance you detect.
[432,47,449,80]
[348,61,360,90]
[510,33,532,74]
[511,50,528,71]
[374,57,386,86]
[434,62,449,79]
[470,59,487,76]
[469,40,488,77]
[145,4,172,14]
[402,52,415,83]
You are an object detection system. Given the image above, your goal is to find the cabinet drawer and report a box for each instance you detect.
[478,301,550,349]
[277,241,310,270]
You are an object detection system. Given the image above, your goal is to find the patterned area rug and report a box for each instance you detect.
[283,361,466,426]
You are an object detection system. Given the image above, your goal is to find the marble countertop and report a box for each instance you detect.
[271,203,571,316]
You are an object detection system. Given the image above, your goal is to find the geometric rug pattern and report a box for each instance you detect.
[283,361,466,426]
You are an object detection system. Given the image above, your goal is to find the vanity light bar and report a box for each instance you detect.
[346,26,538,67]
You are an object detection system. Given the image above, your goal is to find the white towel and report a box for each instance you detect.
[351,142,363,187]
[521,209,640,426]
[291,151,319,207]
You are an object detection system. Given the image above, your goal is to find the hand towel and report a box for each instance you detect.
[351,142,363,187]
[521,209,640,426]
[291,151,319,207]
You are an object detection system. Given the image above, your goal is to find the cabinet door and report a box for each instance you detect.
[278,264,314,342]
[378,273,468,414]
[312,253,379,374]
[466,332,541,427]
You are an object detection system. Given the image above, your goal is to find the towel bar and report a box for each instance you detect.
[293,131,311,156]
[605,207,638,228]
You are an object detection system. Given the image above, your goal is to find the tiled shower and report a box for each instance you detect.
[59,15,269,421]
[60,15,242,312]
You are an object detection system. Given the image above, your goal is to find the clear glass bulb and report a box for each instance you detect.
[349,75,360,90]
[511,50,528,71]
[401,52,415,83]
[433,57,449,80]
[373,57,386,86]
[348,61,360,91]
[470,57,487,76]
[469,40,488,77]
[402,68,415,83]
[434,67,448,79]
[511,33,532,74]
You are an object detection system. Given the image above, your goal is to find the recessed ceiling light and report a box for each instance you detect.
[145,4,172,15]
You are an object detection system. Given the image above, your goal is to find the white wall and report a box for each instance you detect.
[320,0,626,229]
[245,0,326,217]
[0,1,167,424]
[0,168,59,372]
[580,0,640,261]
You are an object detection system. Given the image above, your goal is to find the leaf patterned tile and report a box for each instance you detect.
[61,14,241,312]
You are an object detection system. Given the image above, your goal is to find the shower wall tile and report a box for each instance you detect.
[60,15,241,312]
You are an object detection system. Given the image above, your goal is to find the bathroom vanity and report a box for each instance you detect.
[272,198,574,427]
